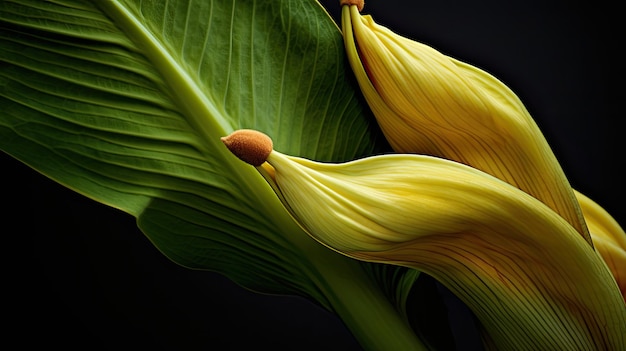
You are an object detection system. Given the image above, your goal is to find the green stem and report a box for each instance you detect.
[316,255,428,351]
[278,216,427,350]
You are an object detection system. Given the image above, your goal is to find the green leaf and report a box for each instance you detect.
[0,0,424,349]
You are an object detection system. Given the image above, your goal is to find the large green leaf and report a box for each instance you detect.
[0,0,424,349]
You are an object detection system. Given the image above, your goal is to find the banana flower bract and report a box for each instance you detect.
[221,129,626,350]
[340,1,626,302]
[340,3,592,247]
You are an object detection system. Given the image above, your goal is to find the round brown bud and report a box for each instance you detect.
[221,129,273,166]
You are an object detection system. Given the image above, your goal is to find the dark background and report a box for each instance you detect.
[4,1,622,350]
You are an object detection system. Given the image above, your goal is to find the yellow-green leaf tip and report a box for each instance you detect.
[221,129,273,166]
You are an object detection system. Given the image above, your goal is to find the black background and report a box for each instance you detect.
[4,1,623,350]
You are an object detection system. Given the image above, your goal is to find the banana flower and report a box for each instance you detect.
[221,129,626,350]
[339,1,592,247]
[340,0,626,300]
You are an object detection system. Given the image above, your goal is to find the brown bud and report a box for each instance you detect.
[221,129,273,166]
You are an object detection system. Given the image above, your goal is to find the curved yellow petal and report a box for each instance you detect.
[263,149,625,350]
[341,5,591,246]
[576,190,626,299]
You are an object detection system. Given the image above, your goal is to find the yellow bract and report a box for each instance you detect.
[341,4,591,246]
[263,149,626,350]
[340,3,626,305]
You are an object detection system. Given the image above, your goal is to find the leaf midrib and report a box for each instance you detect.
[95,0,233,148]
